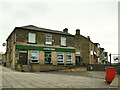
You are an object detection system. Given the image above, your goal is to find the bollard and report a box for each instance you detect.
[105,67,116,84]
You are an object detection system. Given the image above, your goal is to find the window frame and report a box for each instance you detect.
[45,35,52,45]
[30,50,39,63]
[28,32,36,43]
[90,51,93,55]
[57,52,64,63]
[66,53,72,63]
[60,37,66,46]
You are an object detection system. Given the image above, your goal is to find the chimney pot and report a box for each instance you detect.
[76,29,80,35]
[63,28,68,33]
[87,36,90,40]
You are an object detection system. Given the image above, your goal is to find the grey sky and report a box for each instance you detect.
[0,0,118,62]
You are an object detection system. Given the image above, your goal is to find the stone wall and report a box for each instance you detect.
[31,64,67,71]
[16,28,75,47]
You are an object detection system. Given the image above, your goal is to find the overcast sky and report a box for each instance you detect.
[0,0,119,62]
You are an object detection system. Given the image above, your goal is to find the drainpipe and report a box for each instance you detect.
[109,53,111,66]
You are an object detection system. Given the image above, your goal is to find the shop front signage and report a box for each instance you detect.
[16,45,75,52]
[19,51,27,53]
[43,48,55,51]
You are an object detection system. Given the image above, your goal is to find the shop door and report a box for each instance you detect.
[19,51,28,65]
[45,52,52,64]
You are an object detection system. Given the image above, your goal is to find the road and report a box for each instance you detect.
[1,66,115,89]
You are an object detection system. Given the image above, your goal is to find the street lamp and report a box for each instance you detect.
[2,43,6,47]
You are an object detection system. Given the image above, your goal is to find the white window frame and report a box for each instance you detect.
[90,51,93,55]
[30,50,39,63]
[61,37,66,46]
[66,53,72,63]
[57,52,64,63]
[45,35,52,45]
[94,51,96,55]
[28,33,36,43]
[97,44,100,48]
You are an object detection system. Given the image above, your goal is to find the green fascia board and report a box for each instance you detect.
[16,45,75,53]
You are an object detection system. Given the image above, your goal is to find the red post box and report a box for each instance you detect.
[105,67,116,83]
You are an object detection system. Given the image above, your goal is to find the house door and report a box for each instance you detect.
[19,51,28,65]
[45,52,52,64]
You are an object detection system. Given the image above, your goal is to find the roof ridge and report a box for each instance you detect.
[16,25,73,36]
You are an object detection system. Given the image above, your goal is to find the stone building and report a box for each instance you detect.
[5,25,108,71]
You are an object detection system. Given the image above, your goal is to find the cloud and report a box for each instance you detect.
[0,0,118,54]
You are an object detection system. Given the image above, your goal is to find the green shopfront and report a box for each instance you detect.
[16,45,76,66]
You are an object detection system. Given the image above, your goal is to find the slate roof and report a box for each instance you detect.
[16,25,72,35]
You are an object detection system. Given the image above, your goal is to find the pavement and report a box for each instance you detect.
[1,66,119,89]
[0,65,2,90]
[110,75,120,87]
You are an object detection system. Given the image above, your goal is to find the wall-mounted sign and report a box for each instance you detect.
[43,48,55,51]
[76,52,80,55]
[113,56,119,61]
[16,54,18,57]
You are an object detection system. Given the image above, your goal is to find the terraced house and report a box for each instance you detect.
[5,25,108,71]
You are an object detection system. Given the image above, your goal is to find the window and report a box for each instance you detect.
[94,51,96,55]
[66,53,72,63]
[45,52,52,64]
[61,37,66,46]
[30,51,39,63]
[58,52,64,63]
[90,51,93,55]
[97,44,100,48]
[45,35,52,45]
[28,33,36,43]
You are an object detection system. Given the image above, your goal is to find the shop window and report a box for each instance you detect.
[45,52,52,64]
[61,37,66,46]
[58,52,64,63]
[28,33,36,43]
[45,35,52,45]
[66,53,72,63]
[30,51,39,63]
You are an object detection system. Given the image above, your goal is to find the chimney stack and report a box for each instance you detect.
[76,29,80,35]
[63,28,68,33]
[87,36,90,40]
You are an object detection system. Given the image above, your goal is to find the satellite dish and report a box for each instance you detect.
[2,43,6,47]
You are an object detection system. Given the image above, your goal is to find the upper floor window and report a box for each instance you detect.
[61,37,66,46]
[28,33,36,43]
[90,51,93,55]
[45,35,52,45]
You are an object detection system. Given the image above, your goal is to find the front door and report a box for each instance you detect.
[76,56,81,65]
[19,51,28,65]
[45,52,52,64]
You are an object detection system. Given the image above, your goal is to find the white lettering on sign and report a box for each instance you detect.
[19,51,27,53]
[43,48,55,51]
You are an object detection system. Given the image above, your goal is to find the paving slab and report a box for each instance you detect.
[2,66,111,89]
